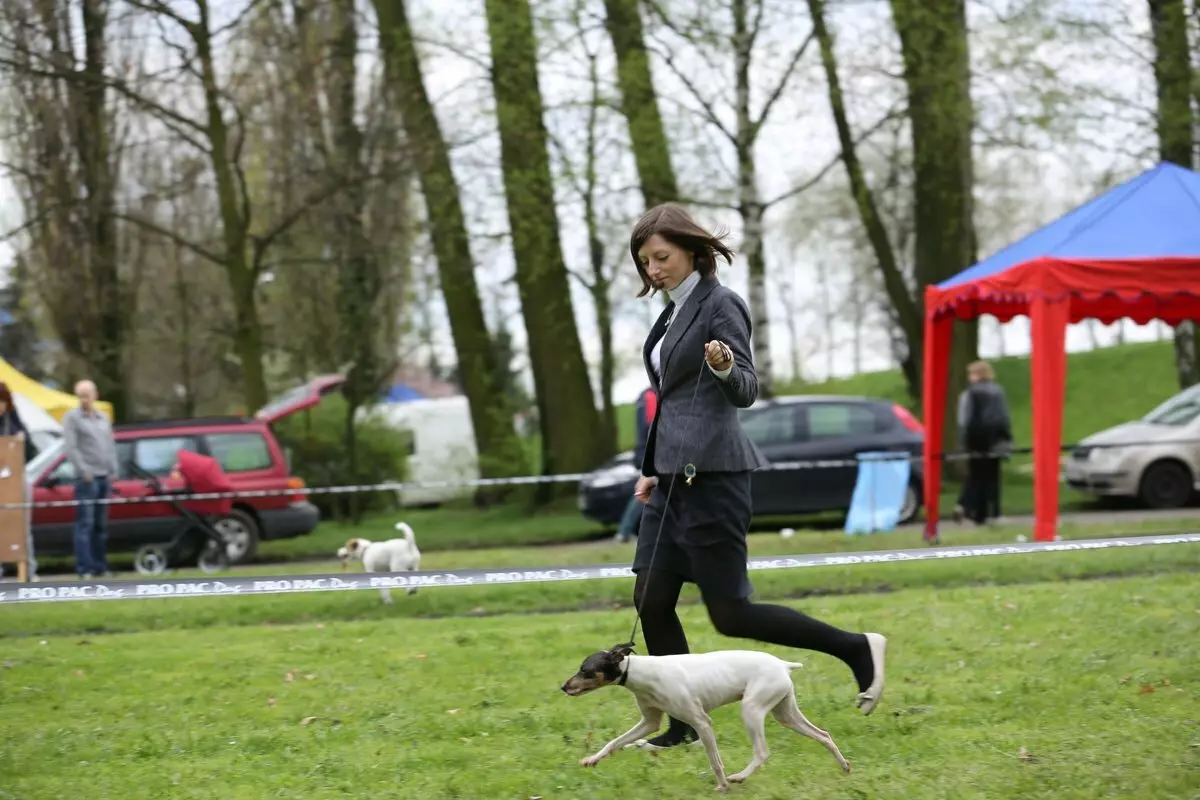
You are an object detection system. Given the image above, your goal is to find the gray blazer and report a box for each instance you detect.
[640,275,769,477]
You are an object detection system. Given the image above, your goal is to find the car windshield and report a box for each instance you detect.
[26,436,63,478]
[1144,385,1200,427]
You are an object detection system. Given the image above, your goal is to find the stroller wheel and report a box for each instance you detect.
[198,540,230,574]
[134,545,170,576]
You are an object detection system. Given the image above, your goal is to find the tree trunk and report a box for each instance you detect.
[77,0,128,419]
[808,0,922,397]
[194,0,269,412]
[330,0,377,523]
[591,235,618,452]
[890,0,979,453]
[373,0,530,489]
[1149,0,1199,388]
[483,0,609,489]
[732,0,774,397]
[582,73,618,453]
[602,0,680,208]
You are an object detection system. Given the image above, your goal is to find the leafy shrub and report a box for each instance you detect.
[272,395,409,522]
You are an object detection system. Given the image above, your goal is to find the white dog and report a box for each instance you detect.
[336,521,421,604]
[562,643,856,792]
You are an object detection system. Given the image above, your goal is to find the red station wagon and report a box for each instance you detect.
[25,376,346,565]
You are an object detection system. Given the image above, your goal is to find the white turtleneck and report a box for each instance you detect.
[649,271,731,381]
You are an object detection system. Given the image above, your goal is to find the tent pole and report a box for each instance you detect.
[1030,295,1070,542]
[921,305,953,543]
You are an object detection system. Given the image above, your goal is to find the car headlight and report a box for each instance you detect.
[1090,446,1126,465]
[589,465,639,488]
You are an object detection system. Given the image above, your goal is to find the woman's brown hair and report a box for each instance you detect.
[629,203,735,297]
[0,382,11,410]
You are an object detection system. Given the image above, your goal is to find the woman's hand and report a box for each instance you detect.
[634,475,658,505]
[704,340,734,371]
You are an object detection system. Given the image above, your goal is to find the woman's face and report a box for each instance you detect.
[0,400,7,414]
[638,233,694,292]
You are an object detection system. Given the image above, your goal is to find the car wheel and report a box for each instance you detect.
[898,482,921,524]
[1138,460,1194,509]
[214,509,260,565]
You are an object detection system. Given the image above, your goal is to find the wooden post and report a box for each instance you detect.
[0,437,30,581]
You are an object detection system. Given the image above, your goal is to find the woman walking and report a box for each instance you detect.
[627,204,887,750]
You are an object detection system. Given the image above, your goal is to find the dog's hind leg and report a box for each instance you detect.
[727,698,774,784]
[406,566,419,595]
[379,587,394,604]
[771,693,850,773]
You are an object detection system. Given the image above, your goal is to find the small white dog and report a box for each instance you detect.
[336,521,421,604]
[562,643,855,792]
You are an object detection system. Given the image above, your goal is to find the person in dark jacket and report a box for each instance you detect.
[954,361,1012,525]
[615,387,657,543]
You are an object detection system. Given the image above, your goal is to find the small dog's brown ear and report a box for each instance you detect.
[610,642,635,660]
[345,539,359,552]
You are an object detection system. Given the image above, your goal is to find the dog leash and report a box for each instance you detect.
[622,341,731,650]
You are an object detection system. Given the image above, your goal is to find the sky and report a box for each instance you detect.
[0,0,1171,405]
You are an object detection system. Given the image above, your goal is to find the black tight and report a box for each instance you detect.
[633,569,874,689]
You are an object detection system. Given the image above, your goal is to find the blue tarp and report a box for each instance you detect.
[844,452,912,536]
[382,383,425,403]
[938,161,1200,289]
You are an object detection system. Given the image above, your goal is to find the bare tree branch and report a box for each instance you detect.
[0,53,210,149]
[750,30,815,137]
[641,25,736,144]
[747,0,767,53]
[115,210,225,265]
[763,103,905,209]
[249,180,345,274]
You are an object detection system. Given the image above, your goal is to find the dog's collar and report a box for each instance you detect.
[617,659,630,686]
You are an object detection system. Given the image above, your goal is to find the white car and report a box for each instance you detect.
[1064,384,1200,508]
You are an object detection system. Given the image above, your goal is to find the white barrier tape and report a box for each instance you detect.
[0,449,1037,511]
[2,532,1197,605]
[7,436,1199,511]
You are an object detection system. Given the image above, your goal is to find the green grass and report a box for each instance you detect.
[7,518,1200,640]
[1,569,1196,799]
[260,497,610,559]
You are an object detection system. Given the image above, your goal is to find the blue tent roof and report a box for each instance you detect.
[939,162,1200,290]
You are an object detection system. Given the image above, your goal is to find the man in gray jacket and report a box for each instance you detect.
[62,379,119,578]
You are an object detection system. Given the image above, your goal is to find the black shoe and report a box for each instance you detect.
[627,723,700,751]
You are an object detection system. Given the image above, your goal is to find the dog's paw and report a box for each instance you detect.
[714,783,730,793]
[841,760,852,774]
[579,754,602,767]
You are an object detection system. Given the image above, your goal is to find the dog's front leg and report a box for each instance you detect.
[379,587,394,604]
[581,709,662,767]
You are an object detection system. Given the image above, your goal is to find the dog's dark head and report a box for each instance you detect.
[561,642,634,696]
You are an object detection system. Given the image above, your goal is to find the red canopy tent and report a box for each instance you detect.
[921,162,1200,543]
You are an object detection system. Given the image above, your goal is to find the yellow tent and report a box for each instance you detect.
[0,357,115,422]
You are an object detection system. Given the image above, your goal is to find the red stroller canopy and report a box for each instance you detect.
[176,450,234,516]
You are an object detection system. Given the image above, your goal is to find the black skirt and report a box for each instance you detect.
[632,470,753,599]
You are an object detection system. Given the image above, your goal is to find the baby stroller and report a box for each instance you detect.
[132,449,236,576]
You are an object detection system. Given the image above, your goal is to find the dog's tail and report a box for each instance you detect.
[394,521,415,543]
[783,661,804,671]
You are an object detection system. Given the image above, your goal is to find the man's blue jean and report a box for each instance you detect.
[73,476,110,576]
